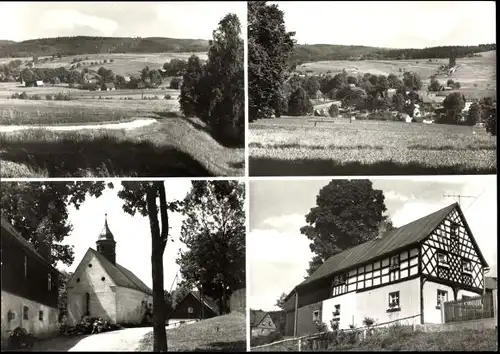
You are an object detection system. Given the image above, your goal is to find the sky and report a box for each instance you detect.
[270,1,496,48]
[248,176,497,312]
[0,2,246,42]
[55,179,192,292]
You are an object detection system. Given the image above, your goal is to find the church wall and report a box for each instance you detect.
[1,290,59,348]
[115,287,152,325]
[67,252,117,325]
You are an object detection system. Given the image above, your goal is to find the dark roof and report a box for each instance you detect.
[485,277,497,290]
[0,216,58,272]
[103,82,115,88]
[298,203,461,288]
[190,290,220,315]
[88,248,152,295]
[250,310,269,327]
[98,214,115,242]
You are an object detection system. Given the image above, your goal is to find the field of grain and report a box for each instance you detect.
[0,52,208,76]
[299,50,496,100]
[249,118,496,175]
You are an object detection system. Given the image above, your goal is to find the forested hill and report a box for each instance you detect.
[292,43,497,64]
[0,36,210,57]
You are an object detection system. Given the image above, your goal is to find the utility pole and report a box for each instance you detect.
[443,194,476,206]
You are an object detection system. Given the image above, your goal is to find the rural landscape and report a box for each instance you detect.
[248,1,497,176]
[0,5,244,178]
[1,180,246,352]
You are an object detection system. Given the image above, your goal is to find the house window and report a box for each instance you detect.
[23,306,29,320]
[24,256,28,278]
[450,223,459,238]
[437,290,448,308]
[312,310,320,322]
[333,304,341,316]
[388,291,400,309]
[437,253,449,267]
[462,260,472,273]
[48,273,52,291]
[187,307,193,314]
[39,310,44,321]
[390,256,400,270]
[333,275,346,285]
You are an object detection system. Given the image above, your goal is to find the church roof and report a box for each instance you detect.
[88,248,152,295]
[296,202,487,290]
[98,214,115,242]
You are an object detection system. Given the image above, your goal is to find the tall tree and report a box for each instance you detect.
[300,180,392,276]
[466,102,481,126]
[58,270,73,323]
[442,92,466,124]
[481,97,497,136]
[117,182,182,352]
[197,13,244,146]
[179,55,204,117]
[177,181,245,315]
[1,181,110,266]
[248,1,296,121]
[287,87,312,116]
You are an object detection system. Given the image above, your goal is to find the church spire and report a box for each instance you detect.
[96,212,116,264]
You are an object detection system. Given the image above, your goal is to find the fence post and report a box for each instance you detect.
[493,290,498,323]
[298,338,302,352]
[440,303,445,323]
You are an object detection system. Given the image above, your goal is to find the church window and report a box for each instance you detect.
[39,310,44,321]
[76,278,81,283]
[187,307,194,314]
[101,277,106,281]
[23,306,29,320]
[88,263,93,268]
[24,255,28,278]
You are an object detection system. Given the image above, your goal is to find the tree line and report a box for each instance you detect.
[291,43,496,65]
[0,36,209,58]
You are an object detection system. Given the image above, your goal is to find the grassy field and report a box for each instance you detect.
[249,118,496,175]
[137,313,246,352]
[0,52,208,77]
[299,50,496,100]
[252,327,498,352]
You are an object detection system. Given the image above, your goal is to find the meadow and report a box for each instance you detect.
[0,53,243,178]
[249,118,497,176]
[298,50,496,100]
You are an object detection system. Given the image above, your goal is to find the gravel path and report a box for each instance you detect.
[33,327,154,352]
[0,118,156,133]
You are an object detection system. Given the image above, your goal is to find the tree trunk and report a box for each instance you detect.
[146,187,167,352]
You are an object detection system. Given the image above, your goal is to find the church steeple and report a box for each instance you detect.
[96,213,116,264]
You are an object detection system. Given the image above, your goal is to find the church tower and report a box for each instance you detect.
[96,213,116,264]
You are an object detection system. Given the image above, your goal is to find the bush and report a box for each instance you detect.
[46,94,53,100]
[362,317,375,327]
[30,94,41,100]
[164,94,172,100]
[19,92,28,99]
[328,104,339,117]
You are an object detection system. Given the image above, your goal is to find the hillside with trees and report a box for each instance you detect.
[0,36,209,57]
[291,43,496,65]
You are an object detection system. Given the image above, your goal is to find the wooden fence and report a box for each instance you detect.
[443,294,494,323]
[251,313,421,352]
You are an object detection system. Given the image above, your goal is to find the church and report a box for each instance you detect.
[283,203,490,336]
[66,214,153,326]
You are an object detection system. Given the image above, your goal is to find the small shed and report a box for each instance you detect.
[102,82,116,91]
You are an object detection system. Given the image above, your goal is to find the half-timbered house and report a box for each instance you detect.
[283,203,489,336]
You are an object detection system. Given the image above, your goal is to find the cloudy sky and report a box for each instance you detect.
[55,179,193,292]
[0,2,246,42]
[271,1,496,48]
[248,176,497,312]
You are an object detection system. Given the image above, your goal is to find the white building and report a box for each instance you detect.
[67,214,153,326]
[283,203,488,336]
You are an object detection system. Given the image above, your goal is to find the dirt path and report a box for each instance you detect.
[0,118,156,133]
[33,327,154,352]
